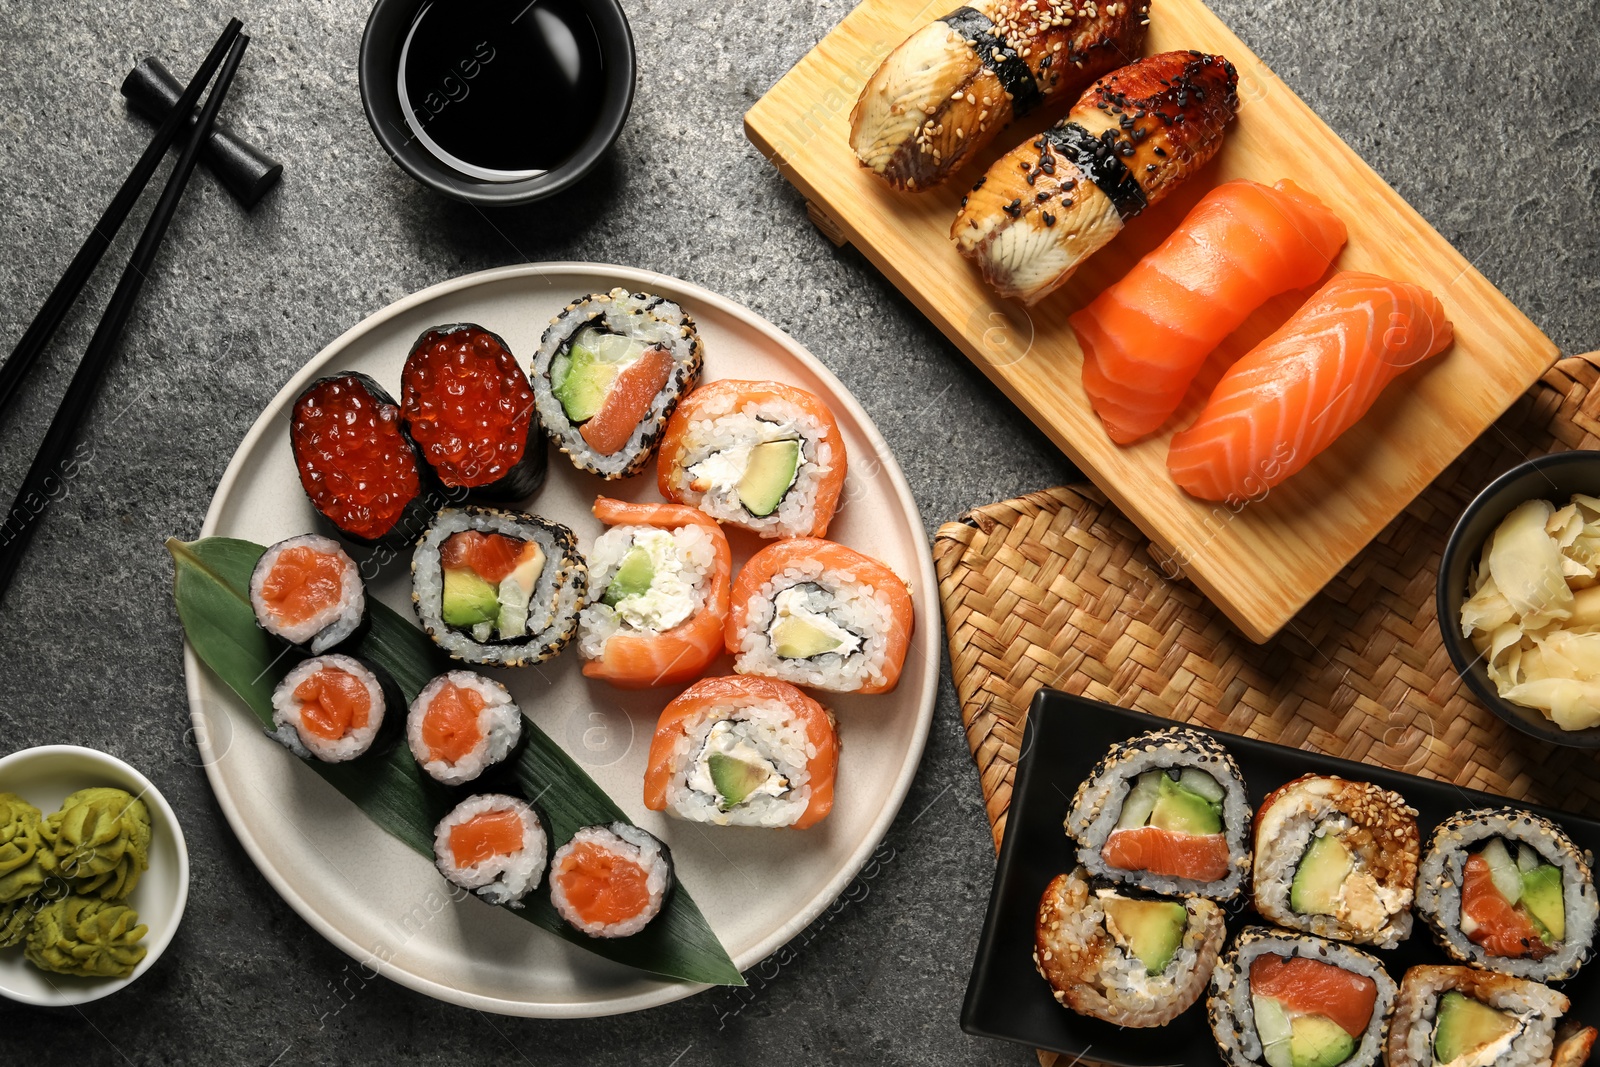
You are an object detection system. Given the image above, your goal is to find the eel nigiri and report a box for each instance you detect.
[1166,271,1455,503]
[1076,179,1349,444]
[953,51,1239,304]
[849,0,1149,191]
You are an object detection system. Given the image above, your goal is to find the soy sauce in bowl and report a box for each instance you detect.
[398,0,606,181]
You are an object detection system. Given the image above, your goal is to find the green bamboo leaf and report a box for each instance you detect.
[168,536,743,987]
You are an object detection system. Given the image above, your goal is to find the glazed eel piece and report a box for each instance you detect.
[848,0,1149,191]
[952,50,1240,303]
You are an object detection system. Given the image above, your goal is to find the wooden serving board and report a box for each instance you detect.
[744,0,1559,643]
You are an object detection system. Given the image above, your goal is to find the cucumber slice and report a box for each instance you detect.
[1117,772,1162,830]
[1517,843,1542,872]
[1253,995,1294,1067]
[1481,838,1522,905]
[1178,767,1226,804]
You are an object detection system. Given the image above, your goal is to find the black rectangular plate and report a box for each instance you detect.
[960,692,1600,1066]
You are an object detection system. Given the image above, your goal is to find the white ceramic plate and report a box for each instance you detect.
[183,263,939,1018]
[0,745,190,1006]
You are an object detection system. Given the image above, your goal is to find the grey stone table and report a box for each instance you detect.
[0,0,1593,1063]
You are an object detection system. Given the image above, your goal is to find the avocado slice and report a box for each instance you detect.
[1290,834,1353,916]
[1433,991,1517,1064]
[1117,771,1163,830]
[771,615,846,659]
[737,440,801,518]
[1149,774,1222,835]
[1102,897,1187,975]
[708,753,769,810]
[1253,995,1294,1067]
[602,546,655,606]
[1481,838,1523,905]
[551,342,617,423]
[1290,1015,1355,1067]
[1520,864,1566,942]
[442,567,500,628]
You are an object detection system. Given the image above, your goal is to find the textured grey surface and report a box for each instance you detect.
[0,0,1594,1063]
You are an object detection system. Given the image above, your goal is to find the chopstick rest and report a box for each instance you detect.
[121,56,282,209]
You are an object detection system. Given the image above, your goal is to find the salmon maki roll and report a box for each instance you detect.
[1066,727,1251,900]
[657,380,847,539]
[406,671,523,786]
[549,823,673,938]
[433,794,547,908]
[1388,965,1597,1067]
[249,534,365,654]
[726,538,913,695]
[579,497,732,689]
[1167,271,1454,502]
[1074,179,1349,444]
[270,654,393,763]
[644,676,839,829]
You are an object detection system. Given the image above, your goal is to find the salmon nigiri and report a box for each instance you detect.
[1075,179,1349,443]
[578,497,731,689]
[1167,271,1454,502]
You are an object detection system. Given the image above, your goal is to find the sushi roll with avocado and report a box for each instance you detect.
[1253,775,1420,948]
[270,654,392,762]
[549,823,673,938]
[1208,927,1397,1067]
[1033,868,1226,1027]
[1387,964,1596,1067]
[1415,808,1598,981]
[249,534,366,654]
[656,379,848,539]
[406,671,523,787]
[644,676,841,829]
[433,794,548,908]
[531,289,702,479]
[412,507,586,667]
[1066,727,1252,900]
[400,323,547,502]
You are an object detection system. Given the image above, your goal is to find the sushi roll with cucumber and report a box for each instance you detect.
[549,823,673,938]
[531,289,702,478]
[401,323,547,502]
[726,538,914,695]
[1387,965,1596,1067]
[249,534,365,654]
[1209,927,1397,1067]
[579,497,731,689]
[644,676,840,829]
[1033,868,1226,1027]
[412,507,586,667]
[1415,808,1598,981]
[1066,727,1252,900]
[290,372,435,547]
[406,671,523,787]
[270,654,393,762]
[1253,775,1420,948]
[433,794,547,908]
[657,379,848,538]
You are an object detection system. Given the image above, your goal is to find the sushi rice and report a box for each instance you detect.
[270,654,387,762]
[432,794,547,908]
[249,534,365,653]
[733,562,896,693]
[406,671,523,786]
[578,522,716,658]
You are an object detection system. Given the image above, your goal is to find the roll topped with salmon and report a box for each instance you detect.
[1065,726,1251,900]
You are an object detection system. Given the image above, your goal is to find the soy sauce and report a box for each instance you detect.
[398,0,607,180]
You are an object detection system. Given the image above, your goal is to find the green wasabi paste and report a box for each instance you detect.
[0,793,47,903]
[40,788,151,901]
[24,895,147,978]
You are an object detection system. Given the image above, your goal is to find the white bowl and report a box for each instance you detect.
[0,746,190,1006]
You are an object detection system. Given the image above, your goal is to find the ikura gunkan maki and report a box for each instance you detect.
[406,671,523,786]
[433,794,547,908]
[270,654,391,762]
[400,323,547,501]
[657,379,848,538]
[1415,808,1599,981]
[579,497,732,689]
[291,372,432,546]
[412,507,586,667]
[1066,727,1252,900]
[1253,775,1420,949]
[644,676,840,829]
[1209,928,1397,1067]
[726,538,914,695]
[531,289,702,478]
[249,535,365,654]
[1033,867,1226,1027]
[550,823,673,938]
[1387,964,1596,1067]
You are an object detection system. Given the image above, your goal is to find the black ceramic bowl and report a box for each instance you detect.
[358,0,635,206]
[1437,449,1600,747]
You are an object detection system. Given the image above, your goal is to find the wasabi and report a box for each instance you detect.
[24,896,147,978]
[0,793,46,903]
[40,788,151,900]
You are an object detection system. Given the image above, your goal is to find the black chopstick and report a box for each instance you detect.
[0,33,252,603]
[0,18,243,421]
